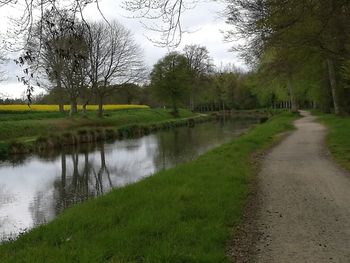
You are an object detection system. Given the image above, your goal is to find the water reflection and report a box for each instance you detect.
[0,118,258,241]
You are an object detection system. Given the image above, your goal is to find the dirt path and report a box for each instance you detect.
[233,111,350,262]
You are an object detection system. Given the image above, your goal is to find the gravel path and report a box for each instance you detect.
[237,111,350,262]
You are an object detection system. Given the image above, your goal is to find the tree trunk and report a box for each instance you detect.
[57,77,65,113]
[98,95,103,118]
[59,104,64,113]
[189,94,194,112]
[189,85,196,112]
[172,99,178,116]
[327,58,341,115]
[82,101,88,117]
[69,99,78,117]
[61,153,66,208]
[61,153,66,189]
[72,154,79,188]
[287,77,298,113]
[84,152,89,195]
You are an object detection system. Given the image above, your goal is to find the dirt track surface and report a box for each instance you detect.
[240,111,350,262]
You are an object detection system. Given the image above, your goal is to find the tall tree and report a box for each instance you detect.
[151,52,191,115]
[183,45,213,111]
[86,21,145,117]
[225,0,350,114]
[23,9,90,114]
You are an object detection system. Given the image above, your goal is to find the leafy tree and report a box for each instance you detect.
[183,45,213,111]
[150,52,191,115]
[225,0,350,114]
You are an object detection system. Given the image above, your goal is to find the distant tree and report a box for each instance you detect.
[86,21,145,117]
[151,52,190,115]
[225,0,350,114]
[183,45,213,111]
[114,83,142,104]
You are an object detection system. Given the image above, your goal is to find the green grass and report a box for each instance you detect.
[0,112,297,262]
[0,109,194,142]
[0,111,66,121]
[315,112,350,171]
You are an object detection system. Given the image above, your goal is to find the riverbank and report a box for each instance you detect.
[0,112,297,262]
[0,109,198,158]
[315,113,350,171]
[0,108,194,141]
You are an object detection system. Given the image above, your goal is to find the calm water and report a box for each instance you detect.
[0,118,258,241]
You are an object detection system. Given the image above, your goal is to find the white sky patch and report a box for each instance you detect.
[0,82,45,100]
[0,0,245,98]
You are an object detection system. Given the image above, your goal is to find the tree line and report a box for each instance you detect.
[4,1,346,115]
[16,9,145,117]
[14,8,260,117]
[225,0,350,115]
[34,39,261,116]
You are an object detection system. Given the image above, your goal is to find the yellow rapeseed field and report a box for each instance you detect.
[0,104,150,112]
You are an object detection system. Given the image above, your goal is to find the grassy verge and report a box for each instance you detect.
[0,112,297,262]
[0,109,194,141]
[0,109,198,158]
[314,112,350,171]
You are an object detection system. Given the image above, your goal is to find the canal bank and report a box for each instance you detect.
[0,109,198,159]
[0,116,259,240]
[0,111,297,262]
[0,109,271,159]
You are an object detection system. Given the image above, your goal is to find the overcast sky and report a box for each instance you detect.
[0,0,244,98]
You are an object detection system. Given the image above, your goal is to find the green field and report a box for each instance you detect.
[0,112,297,262]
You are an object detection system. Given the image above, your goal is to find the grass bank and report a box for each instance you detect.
[0,108,194,141]
[0,112,297,262]
[315,113,350,171]
[0,109,198,158]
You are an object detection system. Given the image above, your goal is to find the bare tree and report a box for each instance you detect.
[86,21,145,117]
[3,0,199,103]
[60,30,90,116]
[28,10,75,112]
[123,0,198,47]
[26,10,90,115]
[0,49,7,83]
[2,0,102,102]
[1,1,100,50]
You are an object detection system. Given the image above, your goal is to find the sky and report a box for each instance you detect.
[0,0,245,99]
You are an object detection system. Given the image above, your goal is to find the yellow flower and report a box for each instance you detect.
[0,104,150,112]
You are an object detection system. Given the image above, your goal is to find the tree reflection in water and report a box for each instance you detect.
[0,118,259,241]
[52,144,116,214]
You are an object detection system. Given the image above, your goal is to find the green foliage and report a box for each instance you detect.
[317,113,350,171]
[151,52,191,114]
[227,0,350,113]
[193,71,259,111]
[0,112,297,262]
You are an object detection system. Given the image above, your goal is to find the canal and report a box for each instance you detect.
[0,117,259,241]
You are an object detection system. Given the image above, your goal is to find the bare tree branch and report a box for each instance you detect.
[123,0,200,47]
